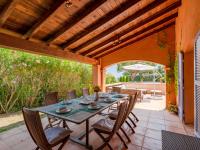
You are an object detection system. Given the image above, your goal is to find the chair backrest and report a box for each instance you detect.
[112,86,121,93]
[22,108,51,150]
[132,92,139,108]
[127,92,138,116]
[44,92,58,105]
[113,100,128,133]
[82,88,89,97]
[67,89,77,99]
[120,93,138,126]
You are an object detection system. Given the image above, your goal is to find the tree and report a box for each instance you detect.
[106,73,117,84]
[117,61,165,82]
[0,48,92,113]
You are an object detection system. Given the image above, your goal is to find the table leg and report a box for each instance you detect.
[86,119,89,147]
[70,119,93,150]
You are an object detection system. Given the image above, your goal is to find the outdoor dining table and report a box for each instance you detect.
[35,93,128,149]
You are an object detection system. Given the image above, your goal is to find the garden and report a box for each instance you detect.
[0,48,92,114]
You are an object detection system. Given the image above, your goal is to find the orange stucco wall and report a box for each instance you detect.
[99,26,176,108]
[100,26,175,68]
[176,0,200,124]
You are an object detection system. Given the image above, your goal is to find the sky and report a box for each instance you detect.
[106,64,123,78]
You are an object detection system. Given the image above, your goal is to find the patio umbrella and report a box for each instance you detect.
[122,64,157,96]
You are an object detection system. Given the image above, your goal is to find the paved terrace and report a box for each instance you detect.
[0,95,194,150]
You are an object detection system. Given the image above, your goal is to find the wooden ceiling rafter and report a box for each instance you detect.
[60,0,141,49]
[81,1,181,56]
[91,13,177,58]
[46,0,107,44]
[0,0,19,27]
[0,32,97,65]
[23,0,67,39]
[71,0,167,53]
[95,21,175,59]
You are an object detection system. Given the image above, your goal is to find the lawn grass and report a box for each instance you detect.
[0,113,46,133]
[0,121,24,133]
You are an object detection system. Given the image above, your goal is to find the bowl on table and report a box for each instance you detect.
[79,100,91,105]
[88,102,101,110]
[60,100,72,105]
[99,93,110,98]
[103,98,115,103]
[112,94,124,98]
[56,106,72,114]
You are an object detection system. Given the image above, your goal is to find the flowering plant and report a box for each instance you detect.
[93,85,101,92]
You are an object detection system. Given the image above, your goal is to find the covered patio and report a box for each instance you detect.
[0,95,194,150]
[0,0,200,149]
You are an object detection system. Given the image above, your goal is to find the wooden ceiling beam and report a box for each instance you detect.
[23,0,67,39]
[61,0,141,49]
[0,0,19,27]
[91,13,177,58]
[71,0,167,53]
[0,33,97,65]
[46,0,107,43]
[82,1,181,56]
[96,22,175,59]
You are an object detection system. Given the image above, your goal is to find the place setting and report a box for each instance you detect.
[87,101,102,110]
[60,99,73,105]
[55,106,72,114]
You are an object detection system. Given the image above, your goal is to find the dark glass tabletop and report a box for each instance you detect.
[35,93,128,124]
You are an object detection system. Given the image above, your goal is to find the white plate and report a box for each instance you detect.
[61,100,72,105]
[103,99,115,103]
[56,108,72,114]
[88,105,101,110]
[80,100,91,105]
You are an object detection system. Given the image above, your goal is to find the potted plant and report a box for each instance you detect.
[168,103,178,114]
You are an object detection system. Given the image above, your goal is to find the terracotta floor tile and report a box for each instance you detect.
[134,126,147,136]
[127,144,142,150]
[149,118,165,125]
[145,129,162,140]
[142,148,150,150]
[147,122,165,131]
[136,120,148,128]
[165,126,187,135]
[149,115,164,120]
[136,116,149,122]
[143,137,162,150]
[129,133,145,147]
[0,140,12,150]
[165,120,184,129]
[164,115,181,122]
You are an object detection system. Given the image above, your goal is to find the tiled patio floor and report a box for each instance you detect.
[0,95,194,150]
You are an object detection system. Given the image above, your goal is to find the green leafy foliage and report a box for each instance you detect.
[106,73,117,84]
[174,54,178,95]
[117,61,165,82]
[119,75,131,82]
[168,103,178,114]
[0,48,92,113]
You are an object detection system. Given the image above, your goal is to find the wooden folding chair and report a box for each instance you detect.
[109,92,139,140]
[44,92,69,129]
[108,86,122,112]
[92,101,129,150]
[22,108,72,150]
[67,89,77,99]
[82,88,89,97]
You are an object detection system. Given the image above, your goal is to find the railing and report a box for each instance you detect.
[106,82,166,94]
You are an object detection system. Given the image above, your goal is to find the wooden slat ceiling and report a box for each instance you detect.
[0,0,181,61]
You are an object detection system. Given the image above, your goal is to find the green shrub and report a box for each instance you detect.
[0,48,92,113]
[106,73,117,84]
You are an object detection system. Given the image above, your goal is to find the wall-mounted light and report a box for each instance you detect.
[65,0,73,8]
[113,34,121,46]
